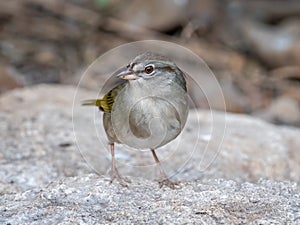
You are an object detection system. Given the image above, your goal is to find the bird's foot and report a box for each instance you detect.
[110,169,131,187]
[158,177,179,189]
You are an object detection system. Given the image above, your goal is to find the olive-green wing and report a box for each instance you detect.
[82,82,126,113]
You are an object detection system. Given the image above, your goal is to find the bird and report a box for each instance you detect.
[82,52,189,188]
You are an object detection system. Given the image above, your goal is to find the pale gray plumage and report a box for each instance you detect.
[84,52,189,188]
[105,52,188,150]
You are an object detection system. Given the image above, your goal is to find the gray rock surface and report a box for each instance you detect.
[0,85,91,194]
[0,84,300,224]
[1,175,299,224]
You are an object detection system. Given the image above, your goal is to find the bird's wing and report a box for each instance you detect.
[82,82,126,113]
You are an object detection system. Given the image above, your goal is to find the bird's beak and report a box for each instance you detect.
[116,67,138,80]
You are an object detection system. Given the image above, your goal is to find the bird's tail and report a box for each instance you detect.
[82,99,110,112]
[81,99,102,107]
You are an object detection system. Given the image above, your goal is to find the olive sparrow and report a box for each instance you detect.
[83,52,189,188]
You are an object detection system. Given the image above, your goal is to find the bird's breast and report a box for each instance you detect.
[110,84,188,149]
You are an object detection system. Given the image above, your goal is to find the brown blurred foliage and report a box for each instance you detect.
[0,0,299,126]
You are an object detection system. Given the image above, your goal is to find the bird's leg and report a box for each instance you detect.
[109,143,130,187]
[151,149,178,189]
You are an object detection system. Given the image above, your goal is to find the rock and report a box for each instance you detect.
[1,84,300,223]
[1,84,300,195]
[241,19,300,67]
[255,96,300,126]
[110,0,187,31]
[0,175,299,224]
[0,65,23,93]
[0,85,92,194]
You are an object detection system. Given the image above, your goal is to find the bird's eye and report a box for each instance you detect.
[144,65,154,74]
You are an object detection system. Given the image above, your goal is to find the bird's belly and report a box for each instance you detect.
[111,96,184,149]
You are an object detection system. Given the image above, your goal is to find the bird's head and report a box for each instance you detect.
[116,52,186,91]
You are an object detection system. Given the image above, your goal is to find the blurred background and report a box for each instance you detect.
[1,0,300,127]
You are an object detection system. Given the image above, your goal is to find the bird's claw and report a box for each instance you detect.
[110,168,131,187]
[158,178,179,189]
